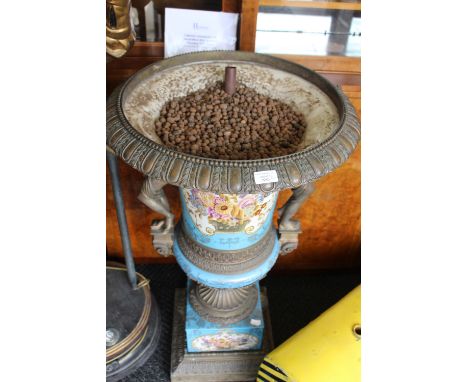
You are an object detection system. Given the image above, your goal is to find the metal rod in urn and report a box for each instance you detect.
[224,66,237,95]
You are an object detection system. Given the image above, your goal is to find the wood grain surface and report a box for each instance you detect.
[259,0,361,11]
[239,0,260,51]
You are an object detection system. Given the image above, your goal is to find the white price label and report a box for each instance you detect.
[254,170,278,184]
[250,318,262,327]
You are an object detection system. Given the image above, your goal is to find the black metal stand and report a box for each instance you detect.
[107,150,137,289]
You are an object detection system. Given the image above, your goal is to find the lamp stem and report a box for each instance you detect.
[107,150,138,289]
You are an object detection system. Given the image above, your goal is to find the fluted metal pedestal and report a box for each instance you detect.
[189,282,258,325]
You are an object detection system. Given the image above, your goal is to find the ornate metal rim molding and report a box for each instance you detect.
[106,51,360,193]
[176,223,277,275]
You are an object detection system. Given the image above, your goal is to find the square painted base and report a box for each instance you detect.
[185,280,264,353]
[171,288,274,382]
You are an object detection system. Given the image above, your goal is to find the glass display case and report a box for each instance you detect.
[256,1,361,56]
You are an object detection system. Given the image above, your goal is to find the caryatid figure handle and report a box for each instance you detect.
[138,177,175,256]
[277,182,315,255]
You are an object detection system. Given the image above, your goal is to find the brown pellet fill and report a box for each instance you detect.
[154,82,306,160]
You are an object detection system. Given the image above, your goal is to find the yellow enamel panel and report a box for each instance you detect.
[265,285,361,382]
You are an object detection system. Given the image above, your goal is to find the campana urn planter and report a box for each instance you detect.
[106,51,360,381]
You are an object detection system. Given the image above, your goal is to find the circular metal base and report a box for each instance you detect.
[106,266,162,382]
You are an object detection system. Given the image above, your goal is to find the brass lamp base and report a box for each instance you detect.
[106,265,161,381]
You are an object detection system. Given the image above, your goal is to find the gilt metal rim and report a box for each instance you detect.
[106,51,360,193]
